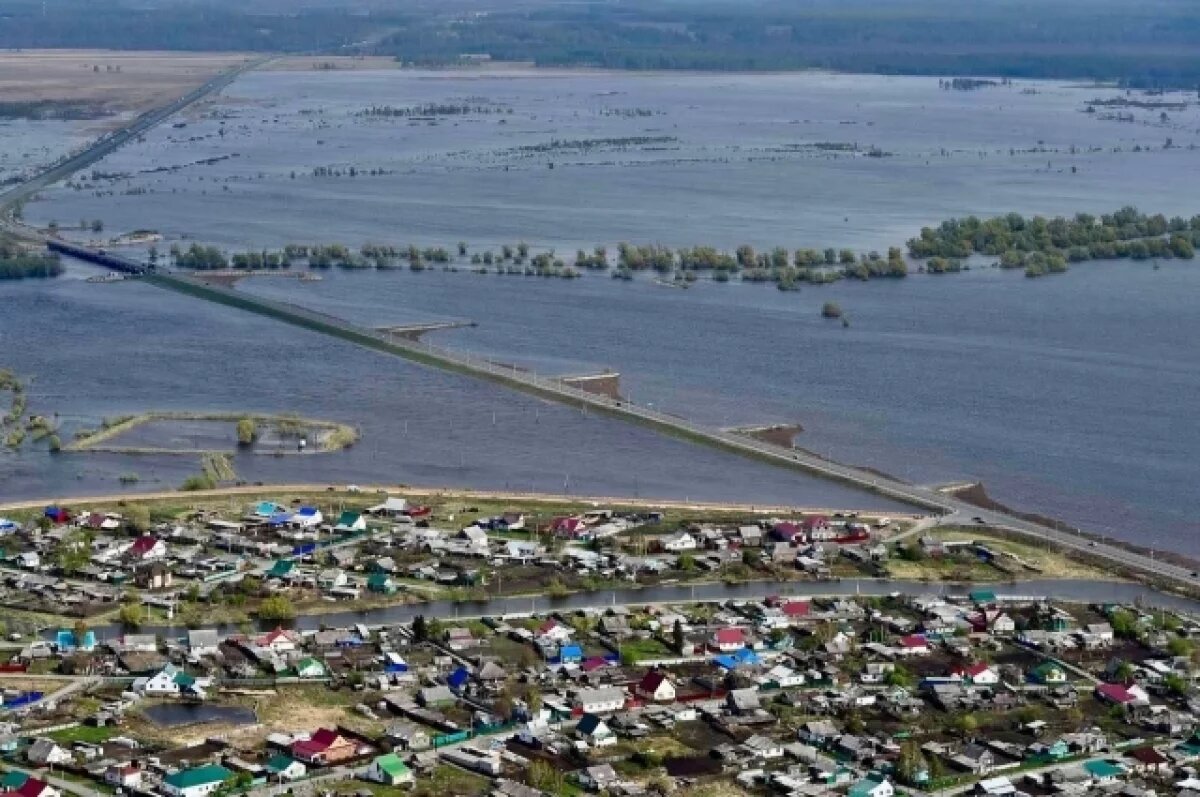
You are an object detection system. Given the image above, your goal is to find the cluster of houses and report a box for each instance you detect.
[0,497,909,633]
[10,497,1200,797]
[7,588,1199,797]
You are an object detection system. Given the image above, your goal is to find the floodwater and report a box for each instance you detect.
[0,259,909,513]
[68,577,1200,641]
[143,702,256,727]
[7,68,1199,552]
[0,118,90,187]
[233,260,1200,553]
[23,69,1200,252]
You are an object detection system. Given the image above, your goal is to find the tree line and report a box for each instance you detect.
[166,206,1196,286]
[908,207,1199,277]
[0,235,63,280]
[1,0,1199,88]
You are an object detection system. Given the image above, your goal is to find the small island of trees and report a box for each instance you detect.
[0,234,63,280]
[907,206,1198,278]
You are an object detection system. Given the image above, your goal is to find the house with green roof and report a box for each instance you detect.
[1083,760,1125,783]
[969,589,997,605]
[366,753,413,786]
[1031,739,1071,762]
[265,755,306,781]
[334,511,366,533]
[253,502,287,518]
[294,657,328,679]
[1174,736,1200,761]
[135,664,208,700]
[367,572,397,594]
[162,764,232,797]
[1,771,29,790]
[1029,661,1068,685]
[848,775,893,797]
[267,559,295,579]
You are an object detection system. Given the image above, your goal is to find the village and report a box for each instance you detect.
[0,490,1193,797]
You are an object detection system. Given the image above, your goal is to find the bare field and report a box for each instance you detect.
[260,55,403,72]
[0,50,249,117]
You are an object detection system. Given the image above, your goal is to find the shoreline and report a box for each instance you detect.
[952,482,1200,572]
[0,481,925,519]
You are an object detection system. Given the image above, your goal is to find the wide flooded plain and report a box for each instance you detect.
[6,67,1199,553]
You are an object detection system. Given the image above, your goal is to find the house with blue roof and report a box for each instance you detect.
[575,713,616,747]
[715,647,760,670]
[293,506,323,528]
[447,666,471,692]
[43,506,69,523]
[56,628,96,652]
[559,644,584,663]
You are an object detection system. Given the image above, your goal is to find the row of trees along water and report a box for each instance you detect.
[167,240,911,288]
[907,207,1199,277]
[0,235,62,280]
[163,207,1197,286]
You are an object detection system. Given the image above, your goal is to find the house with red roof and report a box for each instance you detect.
[43,506,69,524]
[635,670,676,702]
[951,662,999,685]
[16,778,60,797]
[801,515,833,540]
[125,535,166,561]
[712,627,747,653]
[896,635,930,655]
[82,512,120,531]
[781,600,811,619]
[535,619,573,644]
[291,728,357,765]
[258,627,300,653]
[104,765,143,790]
[1095,682,1149,707]
[1125,746,1168,775]
[580,657,609,674]
[551,517,587,538]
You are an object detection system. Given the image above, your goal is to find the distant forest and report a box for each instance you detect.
[3,0,1200,88]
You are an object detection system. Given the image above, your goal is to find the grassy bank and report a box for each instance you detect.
[887,527,1111,582]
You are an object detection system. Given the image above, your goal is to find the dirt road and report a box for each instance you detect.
[0,482,922,518]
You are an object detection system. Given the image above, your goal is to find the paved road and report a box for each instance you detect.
[0,56,270,230]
